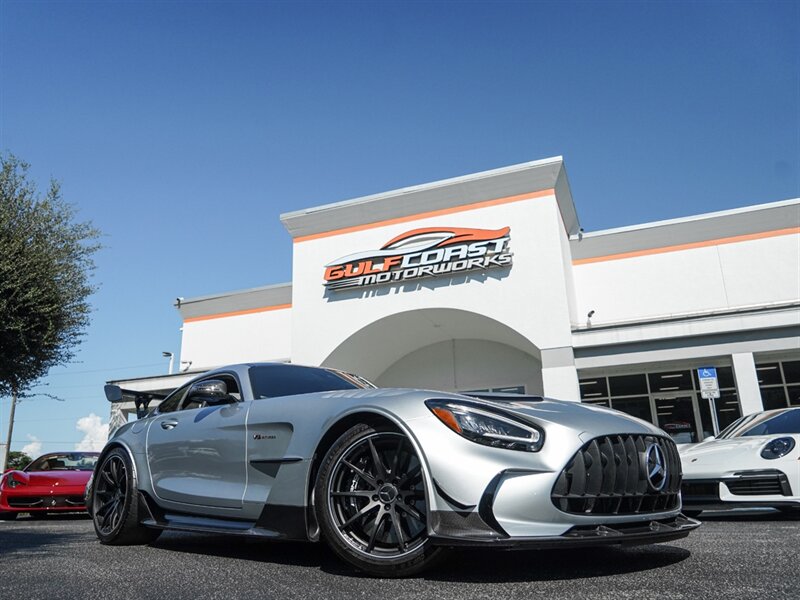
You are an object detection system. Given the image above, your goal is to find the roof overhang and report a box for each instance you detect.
[281,156,580,240]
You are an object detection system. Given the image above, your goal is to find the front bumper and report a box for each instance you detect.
[682,469,797,510]
[0,488,89,513]
[430,514,700,548]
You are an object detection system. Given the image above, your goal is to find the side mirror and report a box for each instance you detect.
[703,435,716,442]
[104,385,124,403]
[186,379,232,406]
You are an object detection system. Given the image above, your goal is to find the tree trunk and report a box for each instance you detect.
[2,386,18,471]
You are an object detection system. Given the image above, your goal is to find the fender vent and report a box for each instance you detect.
[552,435,681,515]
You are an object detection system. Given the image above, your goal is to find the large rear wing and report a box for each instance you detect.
[104,385,168,419]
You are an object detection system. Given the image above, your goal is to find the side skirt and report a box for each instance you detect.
[137,492,310,541]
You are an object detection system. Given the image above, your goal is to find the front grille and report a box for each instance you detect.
[6,496,44,508]
[726,476,790,496]
[552,435,681,515]
[6,495,86,508]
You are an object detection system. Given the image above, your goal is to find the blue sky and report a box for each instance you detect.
[1,1,797,455]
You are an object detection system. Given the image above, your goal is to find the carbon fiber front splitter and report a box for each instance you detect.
[429,514,700,548]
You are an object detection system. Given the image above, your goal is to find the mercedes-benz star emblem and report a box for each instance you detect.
[644,443,668,491]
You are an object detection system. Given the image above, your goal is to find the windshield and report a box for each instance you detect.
[717,409,800,439]
[25,453,99,472]
[249,364,375,399]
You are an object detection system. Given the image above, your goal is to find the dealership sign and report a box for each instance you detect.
[324,227,513,290]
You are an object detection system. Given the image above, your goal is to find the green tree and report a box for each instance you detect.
[6,450,32,471]
[0,154,101,470]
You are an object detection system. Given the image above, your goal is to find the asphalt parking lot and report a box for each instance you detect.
[0,510,797,600]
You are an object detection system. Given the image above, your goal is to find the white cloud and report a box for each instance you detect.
[22,435,42,457]
[75,413,109,452]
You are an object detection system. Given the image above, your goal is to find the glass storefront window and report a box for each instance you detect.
[578,378,608,400]
[697,397,715,441]
[715,391,743,430]
[608,374,647,396]
[698,391,742,440]
[648,371,694,393]
[787,385,800,406]
[579,364,745,443]
[583,398,610,408]
[654,396,698,443]
[755,363,783,386]
[756,359,800,410]
[760,386,788,410]
[611,396,653,423]
[782,361,800,384]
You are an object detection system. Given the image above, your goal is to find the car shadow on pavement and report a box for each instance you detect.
[18,513,92,521]
[149,532,690,582]
[150,533,342,571]
[426,545,690,583]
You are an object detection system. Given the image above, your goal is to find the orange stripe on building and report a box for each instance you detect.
[183,303,292,323]
[293,189,555,243]
[572,227,800,265]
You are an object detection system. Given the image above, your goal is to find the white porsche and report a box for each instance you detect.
[679,407,800,517]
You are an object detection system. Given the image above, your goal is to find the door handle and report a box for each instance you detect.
[160,420,179,430]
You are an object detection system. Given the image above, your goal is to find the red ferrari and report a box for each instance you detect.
[0,452,99,520]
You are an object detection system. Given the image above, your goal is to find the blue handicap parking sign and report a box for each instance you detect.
[698,367,717,379]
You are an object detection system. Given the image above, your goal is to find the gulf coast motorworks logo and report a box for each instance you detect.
[323,226,513,291]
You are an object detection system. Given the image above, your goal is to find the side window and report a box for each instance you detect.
[249,365,361,399]
[743,409,800,436]
[224,375,242,400]
[157,385,190,414]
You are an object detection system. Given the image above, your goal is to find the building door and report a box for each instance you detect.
[653,394,702,443]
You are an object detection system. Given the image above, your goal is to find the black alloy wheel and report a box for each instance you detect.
[91,447,160,545]
[94,454,128,535]
[316,424,446,577]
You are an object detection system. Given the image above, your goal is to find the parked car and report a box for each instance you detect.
[0,452,99,519]
[87,363,698,577]
[680,407,800,516]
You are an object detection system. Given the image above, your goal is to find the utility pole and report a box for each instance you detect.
[2,385,18,472]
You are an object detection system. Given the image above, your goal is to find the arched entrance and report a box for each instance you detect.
[321,308,542,394]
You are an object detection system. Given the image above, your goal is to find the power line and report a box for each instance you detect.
[31,382,107,390]
[9,396,108,403]
[11,440,88,444]
[40,361,167,377]
[13,418,88,422]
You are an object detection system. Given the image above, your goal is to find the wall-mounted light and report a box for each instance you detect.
[162,351,174,375]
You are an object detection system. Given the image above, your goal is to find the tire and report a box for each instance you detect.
[683,510,703,519]
[315,424,447,577]
[91,447,161,545]
[0,511,17,521]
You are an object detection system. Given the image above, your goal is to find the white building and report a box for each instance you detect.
[112,157,800,443]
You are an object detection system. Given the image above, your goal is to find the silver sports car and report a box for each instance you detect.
[89,363,699,576]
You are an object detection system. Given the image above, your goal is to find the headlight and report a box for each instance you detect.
[5,473,23,488]
[761,437,796,460]
[426,400,543,452]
